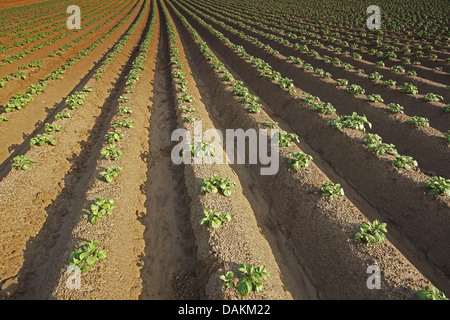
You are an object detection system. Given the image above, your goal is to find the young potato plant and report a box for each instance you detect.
[422,93,443,102]
[220,264,271,297]
[117,105,132,116]
[336,78,349,86]
[328,112,372,133]
[183,115,196,123]
[425,176,450,196]
[311,102,336,114]
[181,105,195,113]
[276,130,299,147]
[201,174,236,197]
[0,115,8,123]
[105,129,124,144]
[30,133,56,146]
[354,219,387,247]
[398,83,418,94]
[199,209,231,229]
[187,140,215,158]
[100,144,123,160]
[55,109,71,120]
[88,197,115,224]
[12,155,35,170]
[113,119,133,129]
[319,182,344,199]
[68,239,107,273]
[263,120,278,128]
[287,152,313,171]
[44,123,61,133]
[416,286,448,300]
[362,134,398,156]
[99,165,123,183]
[407,116,429,128]
[392,155,418,170]
[246,102,263,113]
[366,94,384,103]
[444,131,450,144]
[387,103,404,113]
[346,84,365,95]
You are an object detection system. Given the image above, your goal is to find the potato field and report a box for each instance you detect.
[0,0,449,301]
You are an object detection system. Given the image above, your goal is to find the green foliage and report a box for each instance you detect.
[12,155,35,171]
[55,109,71,120]
[100,144,123,160]
[69,239,107,273]
[199,209,231,229]
[319,182,344,199]
[276,130,299,147]
[346,84,365,95]
[422,93,443,102]
[105,129,124,144]
[201,174,236,197]
[311,101,336,114]
[407,116,429,127]
[362,134,397,156]
[44,123,61,133]
[416,286,448,300]
[30,133,56,146]
[328,112,372,132]
[287,152,313,171]
[220,264,271,297]
[354,219,387,247]
[187,140,215,157]
[113,119,133,129]
[392,155,418,170]
[99,165,123,183]
[366,94,384,103]
[398,82,418,94]
[387,103,404,113]
[88,197,115,224]
[425,176,450,196]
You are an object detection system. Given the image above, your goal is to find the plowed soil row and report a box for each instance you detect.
[0,0,448,300]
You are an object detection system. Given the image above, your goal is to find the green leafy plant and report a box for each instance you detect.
[362,134,398,156]
[246,102,263,113]
[113,119,133,129]
[183,115,196,123]
[44,123,61,133]
[99,165,123,183]
[425,176,450,196]
[398,83,418,94]
[276,130,299,147]
[387,103,404,113]
[336,78,348,86]
[444,131,450,144]
[88,197,115,224]
[199,209,231,229]
[422,93,443,102]
[177,93,194,104]
[12,155,35,170]
[263,120,278,128]
[383,79,396,87]
[55,109,71,120]
[287,152,313,171]
[187,140,215,157]
[347,84,365,95]
[181,105,195,113]
[220,264,271,297]
[416,286,448,300]
[201,174,236,197]
[0,115,8,123]
[319,182,344,199]
[117,105,132,116]
[100,144,123,160]
[367,94,384,103]
[328,112,372,132]
[407,116,429,127]
[30,133,56,146]
[105,129,124,144]
[354,219,387,247]
[392,155,418,170]
[311,102,336,114]
[68,239,107,273]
